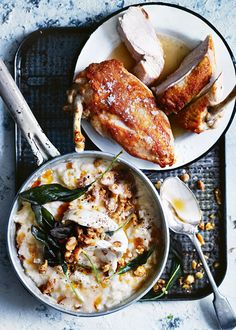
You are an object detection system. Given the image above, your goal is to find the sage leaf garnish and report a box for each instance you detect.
[117,246,155,275]
[31,225,56,258]
[50,224,73,240]
[41,206,55,228]
[82,251,100,283]
[32,205,55,230]
[20,183,90,205]
[20,151,123,205]
[109,246,155,279]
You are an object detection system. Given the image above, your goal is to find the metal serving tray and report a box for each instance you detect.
[14,27,227,301]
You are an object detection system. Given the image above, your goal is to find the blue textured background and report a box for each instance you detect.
[0,1,235,329]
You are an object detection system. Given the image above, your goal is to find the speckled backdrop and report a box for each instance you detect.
[0,1,235,330]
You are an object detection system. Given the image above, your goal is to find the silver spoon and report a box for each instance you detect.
[160,177,236,330]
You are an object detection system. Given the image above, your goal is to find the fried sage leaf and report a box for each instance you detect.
[32,205,55,230]
[116,246,155,275]
[50,224,73,240]
[20,151,123,205]
[31,225,57,258]
[21,184,90,205]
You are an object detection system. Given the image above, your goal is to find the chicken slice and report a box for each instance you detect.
[174,75,225,133]
[117,6,164,86]
[73,59,175,167]
[153,35,215,115]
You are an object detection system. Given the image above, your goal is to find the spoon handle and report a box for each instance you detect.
[189,234,236,330]
[0,59,60,165]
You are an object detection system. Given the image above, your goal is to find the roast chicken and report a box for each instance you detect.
[153,36,215,115]
[68,59,175,167]
[117,6,164,86]
[175,77,236,133]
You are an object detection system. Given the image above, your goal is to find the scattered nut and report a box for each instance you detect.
[84,238,96,246]
[113,241,122,247]
[38,259,48,274]
[192,260,197,270]
[102,264,110,273]
[196,180,205,191]
[66,236,77,251]
[157,279,166,285]
[40,279,56,294]
[182,283,190,290]
[136,244,145,254]
[93,158,103,167]
[73,247,82,261]
[155,180,162,189]
[209,214,215,220]
[153,283,160,293]
[64,251,74,263]
[213,262,220,268]
[197,233,205,246]
[118,258,125,267]
[195,272,204,279]
[57,295,66,304]
[205,222,215,231]
[214,188,222,205]
[179,173,190,182]
[134,266,146,277]
[185,274,195,285]
[198,222,205,230]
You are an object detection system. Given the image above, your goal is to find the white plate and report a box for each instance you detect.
[74,3,236,170]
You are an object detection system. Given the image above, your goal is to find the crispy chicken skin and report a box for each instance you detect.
[174,75,225,133]
[153,36,215,115]
[174,94,211,133]
[73,59,175,167]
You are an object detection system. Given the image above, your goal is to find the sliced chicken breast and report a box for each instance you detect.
[174,74,224,133]
[153,35,215,114]
[117,6,164,86]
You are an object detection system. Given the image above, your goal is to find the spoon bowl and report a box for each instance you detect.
[160,176,236,330]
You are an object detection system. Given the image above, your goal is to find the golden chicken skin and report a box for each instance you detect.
[69,59,175,167]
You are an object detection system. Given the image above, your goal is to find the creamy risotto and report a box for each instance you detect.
[15,157,161,312]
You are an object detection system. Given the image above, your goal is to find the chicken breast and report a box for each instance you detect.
[117,6,164,86]
[71,59,175,167]
[153,35,215,115]
[174,74,223,133]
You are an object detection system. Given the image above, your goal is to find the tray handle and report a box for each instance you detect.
[0,59,60,165]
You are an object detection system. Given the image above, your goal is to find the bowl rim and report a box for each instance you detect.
[7,150,170,317]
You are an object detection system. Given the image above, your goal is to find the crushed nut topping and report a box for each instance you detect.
[38,259,48,274]
[66,236,77,251]
[133,265,146,277]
